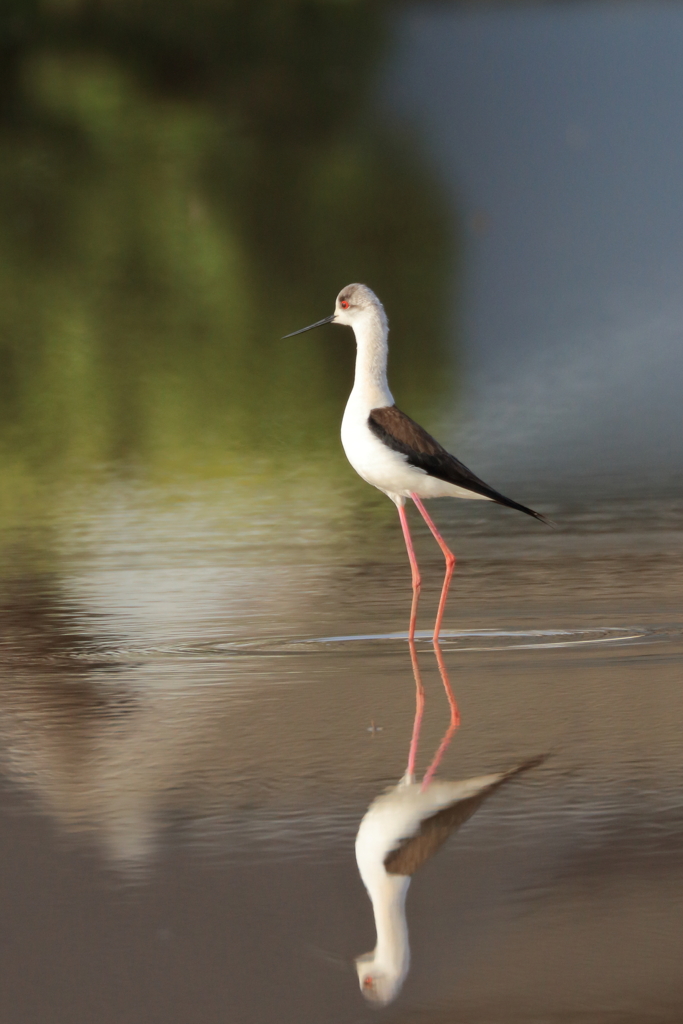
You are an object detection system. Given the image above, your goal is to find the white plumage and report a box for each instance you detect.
[283,283,548,639]
[354,759,544,1005]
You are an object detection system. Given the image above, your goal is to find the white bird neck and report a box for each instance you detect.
[349,307,394,410]
[370,873,410,981]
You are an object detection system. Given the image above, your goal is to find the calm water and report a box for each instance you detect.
[1,3,683,1023]
[1,489,682,1023]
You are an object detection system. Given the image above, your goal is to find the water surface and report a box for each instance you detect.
[1,2,683,1022]
[1,487,682,1022]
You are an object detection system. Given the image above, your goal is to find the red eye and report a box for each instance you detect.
[340,299,349,309]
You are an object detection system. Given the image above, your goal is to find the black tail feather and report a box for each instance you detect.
[492,492,554,526]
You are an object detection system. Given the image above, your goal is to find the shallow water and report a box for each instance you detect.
[2,2,683,1020]
[1,487,682,1023]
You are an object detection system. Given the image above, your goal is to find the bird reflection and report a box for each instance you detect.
[355,638,543,1005]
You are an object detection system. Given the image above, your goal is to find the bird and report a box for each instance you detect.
[354,754,545,1005]
[354,633,542,1006]
[283,284,549,641]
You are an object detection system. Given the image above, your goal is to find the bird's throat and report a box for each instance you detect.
[351,313,394,409]
[371,875,410,980]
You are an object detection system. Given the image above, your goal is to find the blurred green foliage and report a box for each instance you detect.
[0,1,455,526]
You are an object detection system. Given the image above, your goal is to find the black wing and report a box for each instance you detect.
[368,405,548,524]
[384,756,547,877]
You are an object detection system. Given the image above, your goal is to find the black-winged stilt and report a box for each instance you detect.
[355,650,544,1008]
[284,284,548,640]
[354,756,543,1005]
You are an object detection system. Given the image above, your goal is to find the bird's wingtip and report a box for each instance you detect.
[496,494,555,527]
[504,753,550,779]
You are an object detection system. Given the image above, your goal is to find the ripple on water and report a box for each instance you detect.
[11,623,680,665]
[182,623,681,658]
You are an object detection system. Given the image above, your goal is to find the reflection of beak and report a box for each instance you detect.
[281,313,336,339]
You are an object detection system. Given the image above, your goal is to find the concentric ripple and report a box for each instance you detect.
[195,623,681,657]
[41,623,681,665]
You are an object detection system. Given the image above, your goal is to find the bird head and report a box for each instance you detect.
[355,952,407,1006]
[281,283,386,339]
[332,283,383,327]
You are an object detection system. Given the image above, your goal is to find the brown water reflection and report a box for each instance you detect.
[0,493,682,1021]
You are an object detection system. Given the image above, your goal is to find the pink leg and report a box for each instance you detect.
[421,638,461,790]
[405,638,425,779]
[411,493,456,642]
[397,502,421,642]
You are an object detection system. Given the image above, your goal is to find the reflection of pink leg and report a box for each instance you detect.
[405,638,425,779]
[397,502,421,642]
[421,639,461,790]
[411,494,456,642]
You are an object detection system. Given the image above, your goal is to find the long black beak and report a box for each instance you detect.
[281,314,336,339]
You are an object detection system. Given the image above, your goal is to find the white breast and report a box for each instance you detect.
[341,399,422,503]
[341,396,493,504]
